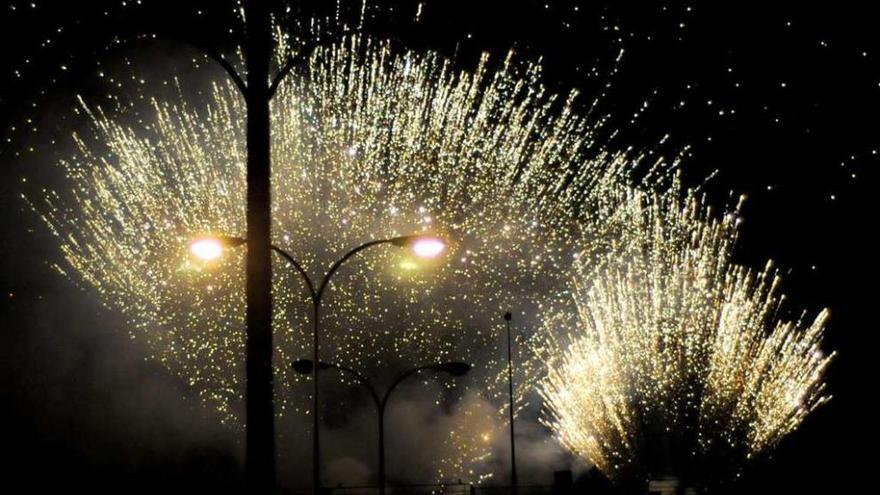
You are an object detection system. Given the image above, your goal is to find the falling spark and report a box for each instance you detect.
[537,189,832,485]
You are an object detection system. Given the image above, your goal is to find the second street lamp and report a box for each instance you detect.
[189,233,447,495]
[292,359,471,495]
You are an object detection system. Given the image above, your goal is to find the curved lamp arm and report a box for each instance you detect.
[316,238,398,302]
[325,362,382,410]
[205,234,428,304]
[381,364,459,409]
[270,245,317,301]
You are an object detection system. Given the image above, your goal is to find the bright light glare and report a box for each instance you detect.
[190,238,224,261]
[399,260,419,271]
[411,237,446,258]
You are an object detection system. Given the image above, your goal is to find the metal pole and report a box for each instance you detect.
[313,300,322,495]
[504,311,518,492]
[378,402,387,495]
[306,239,398,495]
[244,1,275,493]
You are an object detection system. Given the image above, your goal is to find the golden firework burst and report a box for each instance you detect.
[31,34,678,479]
[538,189,832,483]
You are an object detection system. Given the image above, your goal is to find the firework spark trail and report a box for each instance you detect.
[537,189,832,483]
[33,34,677,479]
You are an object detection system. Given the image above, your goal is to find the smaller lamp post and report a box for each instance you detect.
[292,359,471,495]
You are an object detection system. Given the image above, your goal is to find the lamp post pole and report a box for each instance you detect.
[243,1,274,493]
[504,311,518,493]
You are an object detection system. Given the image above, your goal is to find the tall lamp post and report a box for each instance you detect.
[189,234,447,495]
[242,2,274,492]
[504,311,518,493]
[292,359,471,495]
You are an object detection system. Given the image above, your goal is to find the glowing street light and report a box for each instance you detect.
[188,236,246,262]
[189,238,225,261]
[408,236,446,258]
[190,235,445,263]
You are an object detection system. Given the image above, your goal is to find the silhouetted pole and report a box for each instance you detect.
[377,404,387,495]
[244,1,275,493]
[504,311,518,493]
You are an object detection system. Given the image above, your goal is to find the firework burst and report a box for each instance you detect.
[537,188,832,485]
[31,33,676,480]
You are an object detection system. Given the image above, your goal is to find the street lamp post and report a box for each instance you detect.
[189,234,447,495]
[292,359,471,495]
[504,311,518,494]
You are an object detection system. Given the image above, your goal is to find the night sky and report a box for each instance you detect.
[1,1,876,494]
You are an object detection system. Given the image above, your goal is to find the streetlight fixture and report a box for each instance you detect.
[189,238,228,261]
[189,233,447,495]
[291,359,471,495]
[188,235,246,262]
[406,236,446,258]
[189,235,445,263]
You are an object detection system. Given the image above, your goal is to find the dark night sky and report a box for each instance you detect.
[1,1,877,493]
